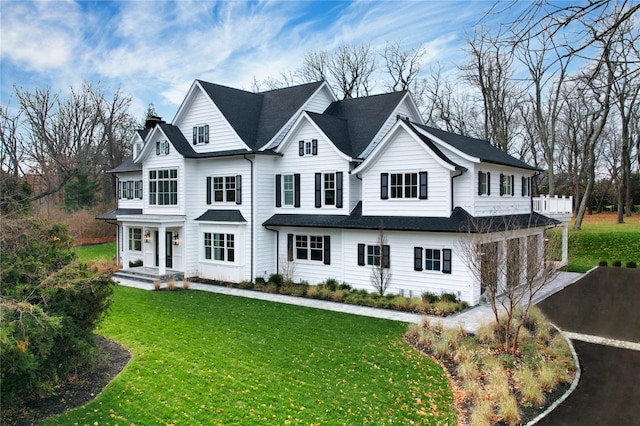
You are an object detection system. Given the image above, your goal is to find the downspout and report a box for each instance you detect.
[264,226,279,275]
[243,154,254,280]
[531,171,541,212]
[451,169,464,212]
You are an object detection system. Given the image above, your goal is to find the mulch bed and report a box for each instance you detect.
[1,336,131,426]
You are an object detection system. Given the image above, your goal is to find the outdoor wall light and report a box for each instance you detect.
[173,233,180,245]
[144,230,151,243]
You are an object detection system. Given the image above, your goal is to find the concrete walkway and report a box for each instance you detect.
[114,271,583,333]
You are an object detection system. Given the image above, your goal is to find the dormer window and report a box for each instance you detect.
[192,125,210,145]
[156,141,170,155]
[134,143,142,158]
[500,173,515,196]
[299,139,318,156]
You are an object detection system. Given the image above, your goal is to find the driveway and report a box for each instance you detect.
[536,267,640,425]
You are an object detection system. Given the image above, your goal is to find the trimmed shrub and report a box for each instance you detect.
[324,278,339,291]
[613,260,622,267]
[267,273,283,287]
[599,260,608,267]
[440,292,459,303]
[421,291,439,304]
[238,280,254,289]
[626,261,637,268]
[254,277,266,286]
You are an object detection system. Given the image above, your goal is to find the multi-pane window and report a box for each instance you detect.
[134,180,142,199]
[129,228,142,252]
[299,139,318,156]
[522,176,532,197]
[389,173,417,198]
[309,236,324,261]
[119,180,143,200]
[193,124,209,144]
[155,141,170,155]
[414,247,452,273]
[295,235,308,260]
[425,249,441,271]
[367,245,381,266]
[324,173,335,205]
[283,175,294,205]
[293,235,326,262]
[213,176,236,203]
[204,232,234,262]
[500,173,514,196]
[149,169,177,205]
[478,171,490,195]
[358,244,390,268]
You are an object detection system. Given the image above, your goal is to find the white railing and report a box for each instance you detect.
[533,195,573,215]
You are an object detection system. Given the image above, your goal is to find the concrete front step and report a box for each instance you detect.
[113,268,184,284]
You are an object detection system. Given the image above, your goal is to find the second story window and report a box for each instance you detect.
[500,173,514,196]
[522,176,532,197]
[207,175,242,204]
[298,139,318,156]
[149,169,178,205]
[155,141,170,155]
[192,125,210,145]
[381,172,428,200]
[275,174,300,207]
[315,172,343,208]
[283,175,294,205]
[478,171,491,195]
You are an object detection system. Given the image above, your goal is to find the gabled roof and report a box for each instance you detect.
[96,208,143,220]
[197,80,325,150]
[415,124,539,171]
[306,112,353,157]
[263,202,558,232]
[323,91,408,158]
[108,156,141,173]
[195,209,247,222]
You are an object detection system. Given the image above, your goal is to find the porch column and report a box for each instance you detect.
[561,223,569,266]
[122,224,129,268]
[158,225,166,276]
[497,239,507,294]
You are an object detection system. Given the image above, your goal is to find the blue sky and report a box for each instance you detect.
[1,1,522,121]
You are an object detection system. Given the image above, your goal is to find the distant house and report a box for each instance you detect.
[98,79,571,305]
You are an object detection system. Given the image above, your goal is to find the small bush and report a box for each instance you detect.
[338,282,352,291]
[182,278,190,290]
[265,283,278,293]
[470,399,494,426]
[238,280,254,289]
[515,367,545,407]
[254,277,266,286]
[421,291,439,303]
[613,260,622,267]
[153,280,161,290]
[167,278,176,291]
[440,292,459,303]
[324,278,339,291]
[599,260,608,267]
[267,273,283,287]
[626,261,637,268]
[497,392,521,426]
[306,285,319,299]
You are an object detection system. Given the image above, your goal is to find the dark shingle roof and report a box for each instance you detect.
[323,91,408,158]
[306,112,352,157]
[263,202,558,232]
[197,80,325,150]
[415,124,539,171]
[96,208,143,220]
[404,121,465,171]
[108,156,141,173]
[195,210,247,222]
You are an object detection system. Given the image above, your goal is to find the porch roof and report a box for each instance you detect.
[96,208,143,220]
[195,209,247,222]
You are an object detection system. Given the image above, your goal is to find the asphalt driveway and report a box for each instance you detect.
[536,268,640,425]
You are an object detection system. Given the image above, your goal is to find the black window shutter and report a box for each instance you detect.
[206,176,212,204]
[414,247,423,271]
[511,175,515,196]
[275,174,282,207]
[205,125,209,144]
[521,176,526,196]
[499,173,504,196]
[287,234,294,261]
[382,245,390,269]
[381,173,389,199]
[487,172,491,195]
[156,141,160,155]
[357,244,365,266]
[419,171,428,199]
[299,140,304,156]
[193,127,197,145]
[312,139,318,155]
[315,173,322,207]
[138,180,143,198]
[127,181,132,199]
[294,174,301,207]
[336,172,343,208]
[236,175,242,204]
[165,142,169,155]
[118,181,122,199]
[443,249,452,274]
[323,235,330,265]
[478,171,482,195]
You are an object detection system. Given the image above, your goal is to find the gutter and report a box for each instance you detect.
[243,154,254,280]
[264,226,279,276]
[451,169,464,212]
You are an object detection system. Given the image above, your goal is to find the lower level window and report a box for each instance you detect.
[204,232,235,262]
[129,228,142,252]
[288,234,330,264]
[414,247,452,273]
[425,249,441,271]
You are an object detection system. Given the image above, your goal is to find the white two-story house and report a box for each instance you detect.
[99,79,569,306]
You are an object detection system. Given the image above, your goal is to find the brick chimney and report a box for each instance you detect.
[144,115,165,130]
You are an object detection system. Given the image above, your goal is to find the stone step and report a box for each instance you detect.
[113,269,183,283]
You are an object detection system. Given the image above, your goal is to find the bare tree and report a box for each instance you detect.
[0,103,24,177]
[370,224,391,296]
[458,215,561,354]
[382,41,426,92]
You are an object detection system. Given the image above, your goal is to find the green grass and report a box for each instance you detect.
[73,241,116,263]
[566,214,640,272]
[46,287,456,425]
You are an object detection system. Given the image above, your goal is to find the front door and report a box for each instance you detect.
[155,231,173,269]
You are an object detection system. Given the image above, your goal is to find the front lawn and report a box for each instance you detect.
[46,286,456,425]
[73,241,116,263]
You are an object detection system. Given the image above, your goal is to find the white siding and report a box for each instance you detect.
[253,155,278,280]
[142,132,186,216]
[115,171,143,210]
[176,88,247,153]
[276,120,352,215]
[360,130,451,217]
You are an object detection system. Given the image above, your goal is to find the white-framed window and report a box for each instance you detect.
[155,140,170,155]
[500,173,514,196]
[213,176,236,203]
[478,171,491,196]
[324,173,335,205]
[414,247,452,273]
[314,172,343,208]
[283,174,294,206]
[192,124,210,145]
[380,172,427,200]
[298,139,318,156]
[134,180,142,199]
[129,228,142,252]
[204,232,235,262]
[149,169,178,205]
[288,234,330,264]
[522,176,532,197]
[357,244,390,268]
